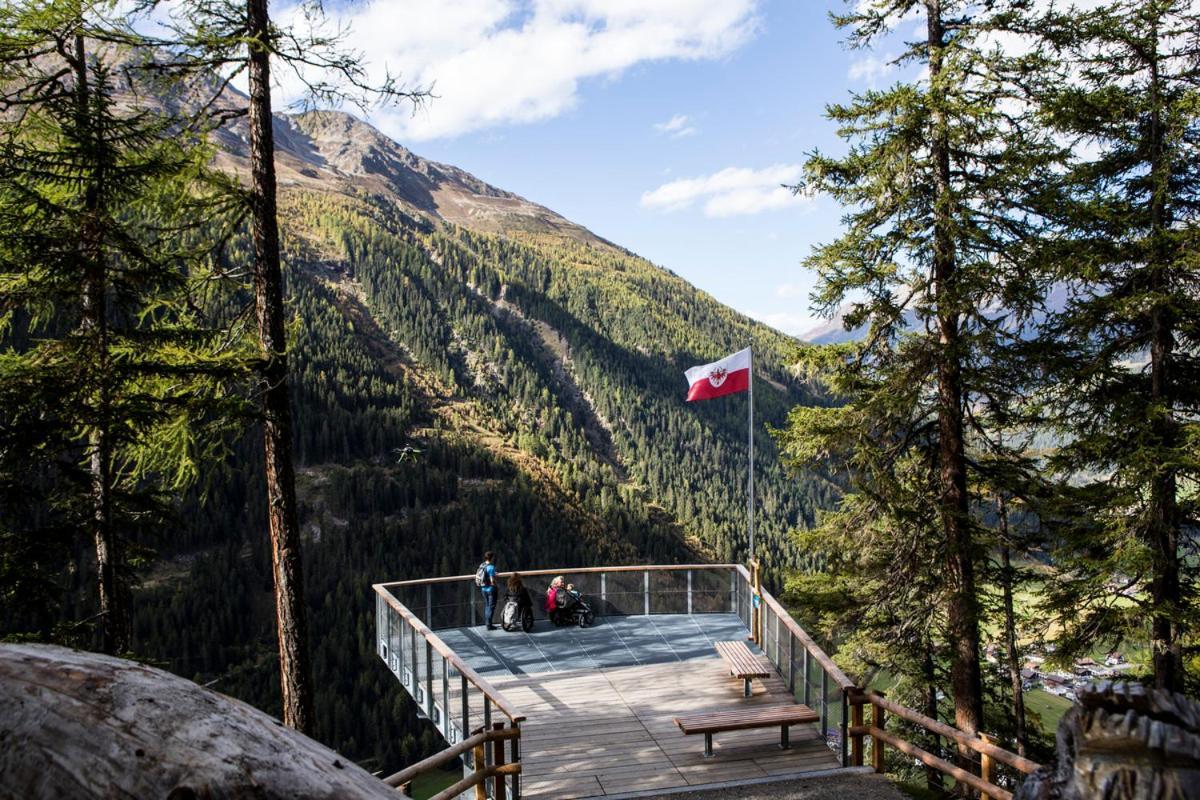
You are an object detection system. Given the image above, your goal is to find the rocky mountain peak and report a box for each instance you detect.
[265,109,602,245]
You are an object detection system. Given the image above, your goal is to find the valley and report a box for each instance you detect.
[121,109,837,773]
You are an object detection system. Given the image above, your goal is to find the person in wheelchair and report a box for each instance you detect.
[501,573,535,632]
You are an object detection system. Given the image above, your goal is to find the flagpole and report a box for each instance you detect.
[748,346,754,560]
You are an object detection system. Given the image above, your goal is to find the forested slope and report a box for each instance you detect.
[61,110,835,773]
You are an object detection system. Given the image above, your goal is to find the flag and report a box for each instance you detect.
[684,347,751,402]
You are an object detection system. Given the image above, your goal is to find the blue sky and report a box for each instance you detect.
[277,1,892,336]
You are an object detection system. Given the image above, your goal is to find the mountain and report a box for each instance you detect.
[800,310,873,344]
[63,105,836,774]
[800,285,1075,343]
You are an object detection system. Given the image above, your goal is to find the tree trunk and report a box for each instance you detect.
[1144,19,1181,694]
[999,496,1028,757]
[924,640,945,791]
[926,0,984,762]
[71,29,126,656]
[246,0,314,734]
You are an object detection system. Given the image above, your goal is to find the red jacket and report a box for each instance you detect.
[544,587,558,613]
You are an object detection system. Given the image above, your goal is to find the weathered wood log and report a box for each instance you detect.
[0,643,398,799]
[1015,681,1200,800]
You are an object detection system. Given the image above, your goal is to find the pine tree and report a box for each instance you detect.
[776,0,1057,764]
[1027,0,1200,692]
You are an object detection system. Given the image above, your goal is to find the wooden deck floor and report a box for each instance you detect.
[494,654,839,799]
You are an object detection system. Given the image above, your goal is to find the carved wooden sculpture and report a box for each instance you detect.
[1016,681,1200,800]
[0,643,397,799]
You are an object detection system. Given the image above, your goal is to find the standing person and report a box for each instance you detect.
[476,551,498,630]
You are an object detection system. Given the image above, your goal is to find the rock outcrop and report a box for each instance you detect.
[0,643,397,799]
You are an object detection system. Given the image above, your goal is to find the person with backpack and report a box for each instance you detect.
[475,551,498,630]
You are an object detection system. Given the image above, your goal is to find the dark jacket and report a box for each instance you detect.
[506,586,532,611]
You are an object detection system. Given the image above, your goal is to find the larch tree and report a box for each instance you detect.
[0,0,253,652]
[775,0,1057,766]
[142,0,426,732]
[1028,0,1200,693]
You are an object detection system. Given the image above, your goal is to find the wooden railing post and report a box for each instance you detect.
[510,722,521,800]
[851,690,865,767]
[872,692,886,773]
[749,558,762,645]
[492,722,507,800]
[472,736,487,800]
[980,732,996,799]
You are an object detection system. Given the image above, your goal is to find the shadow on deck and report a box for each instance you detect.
[453,615,838,799]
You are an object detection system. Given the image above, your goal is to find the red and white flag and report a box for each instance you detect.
[684,347,751,402]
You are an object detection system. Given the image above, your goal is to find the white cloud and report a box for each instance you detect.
[745,310,820,336]
[640,164,810,217]
[848,52,897,86]
[655,113,698,138]
[274,0,760,141]
[774,283,806,299]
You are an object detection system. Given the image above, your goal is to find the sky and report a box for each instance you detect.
[273,0,904,337]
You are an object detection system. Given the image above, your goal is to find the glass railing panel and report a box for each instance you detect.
[689,567,733,613]
[599,569,645,616]
[649,569,688,614]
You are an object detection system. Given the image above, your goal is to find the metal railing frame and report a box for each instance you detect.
[375,585,525,799]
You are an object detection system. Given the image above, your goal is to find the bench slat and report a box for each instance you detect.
[674,704,818,735]
[713,641,770,679]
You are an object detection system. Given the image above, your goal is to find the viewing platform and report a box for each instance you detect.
[373,565,857,799]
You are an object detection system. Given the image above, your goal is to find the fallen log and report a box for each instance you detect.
[0,643,399,799]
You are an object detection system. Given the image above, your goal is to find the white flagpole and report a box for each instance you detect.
[748,346,754,560]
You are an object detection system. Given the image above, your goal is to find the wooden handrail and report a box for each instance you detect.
[734,565,856,690]
[864,691,1039,775]
[373,586,525,723]
[868,727,1012,800]
[383,728,520,787]
[378,563,740,588]
[428,763,521,800]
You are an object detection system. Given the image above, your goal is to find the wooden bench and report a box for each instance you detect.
[714,640,770,697]
[674,704,819,758]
